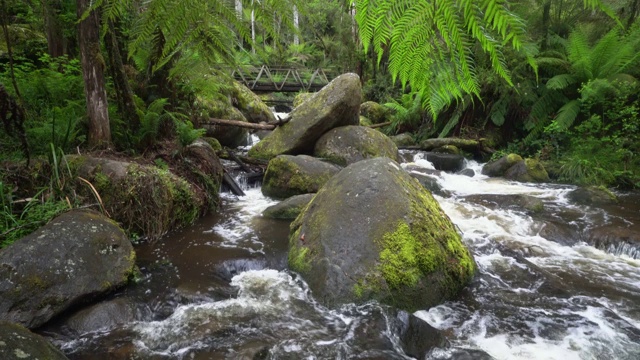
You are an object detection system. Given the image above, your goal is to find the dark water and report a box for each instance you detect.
[41,156,640,360]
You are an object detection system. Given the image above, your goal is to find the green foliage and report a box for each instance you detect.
[0,183,69,248]
[384,91,424,134]
[175,120,206,149]
[0,55,85,157]
[354,0,538,118]
[528,25,640,137]
[546,80,640,188]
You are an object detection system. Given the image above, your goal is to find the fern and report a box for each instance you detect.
[353,0,616,119]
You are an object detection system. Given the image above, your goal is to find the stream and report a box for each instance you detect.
[42,152,640,360]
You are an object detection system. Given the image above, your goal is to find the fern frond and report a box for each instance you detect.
[546,74,577,90]
[553,99,581,130]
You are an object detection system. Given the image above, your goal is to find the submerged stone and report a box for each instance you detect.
[263,193,315,219]
[288,158,475,311]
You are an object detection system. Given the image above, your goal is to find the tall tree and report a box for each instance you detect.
[77,0,110,147]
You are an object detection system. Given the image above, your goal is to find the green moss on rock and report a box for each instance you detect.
[360,101,390,124]
[288,157,475,311]
[262,155,340,199]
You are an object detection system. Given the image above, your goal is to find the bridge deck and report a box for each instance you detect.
[230,65,334,93]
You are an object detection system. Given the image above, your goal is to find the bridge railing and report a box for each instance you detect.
[228,65,336,92]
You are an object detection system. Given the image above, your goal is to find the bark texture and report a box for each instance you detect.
[77,0,111,148]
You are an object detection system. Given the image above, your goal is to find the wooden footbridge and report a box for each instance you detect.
[230,65,335,93]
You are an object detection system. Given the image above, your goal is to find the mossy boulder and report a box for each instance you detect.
[359,115,372,126]
[182,139,225,211]
[481,153,523,177]
[70,156,202,240]
[504,158,550,183]
[0,322,69,359]
[433,145,462,155]
[288,158,475,311]
[262,193,315,219]
[195,95,249,148]
[0,210,136,329]
[262,155,341,199]
[313,125,400,166]
[390,133,415,147]
[360,101,390,124]
[248,73,362,160]
[293,92,314,107]
[567,186,618,205]
[231,81,277,124]
[202,137,222,152]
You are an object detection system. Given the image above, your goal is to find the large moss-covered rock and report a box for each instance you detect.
[262,155,341,199]
[0,322,69,359]
[263,193,315,219]
[232,82,276,124]
[183,139,225,211]
[248,73,361,160]
[314,125,400,166]
[288,158,475,311]
[360,101,390,124]
[195,95,250,147]
[293,92,314,107]
[70,156,201,240]
[0,210,136,329]
[482,153,523,177]
[390,133,415,147]
[504,158,550,183]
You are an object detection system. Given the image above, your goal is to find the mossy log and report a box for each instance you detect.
[202,115,291,130]
[419,138,481,152]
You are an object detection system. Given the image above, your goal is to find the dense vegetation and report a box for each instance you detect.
[1,0,639,245]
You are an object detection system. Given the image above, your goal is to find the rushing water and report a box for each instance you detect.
[44,152,640,360]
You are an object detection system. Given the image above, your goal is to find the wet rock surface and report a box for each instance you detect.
[0,210,136,329]
[463,194,544,213]
[0,321,69,360]
[289,157,475,311]
[261,155,340,199]
[248,73,361,160]
[262,193,315,219]
[314,125,400,166]
[423,152,465,172]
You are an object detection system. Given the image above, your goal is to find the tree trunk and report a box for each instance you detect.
[43,0,66,57]
[105,19,140,133]
[293,5,299,46]
[77,0,111,148]
[1,0,22,104]
[627,0,640,30]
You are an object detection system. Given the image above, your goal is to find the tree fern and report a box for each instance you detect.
[94,0,301,74]
[353,0,617,120]
[528,24,640,134]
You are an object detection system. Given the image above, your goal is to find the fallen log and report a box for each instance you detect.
[367,121,392,129]
[203,115,292,131]
[418,138,480,152]
[203,118,275,130]
[222,171,245,196]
